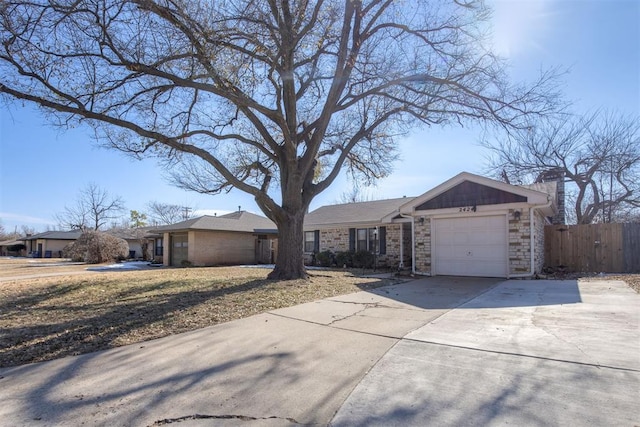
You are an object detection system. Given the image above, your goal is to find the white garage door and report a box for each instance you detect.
[433,215,507,277]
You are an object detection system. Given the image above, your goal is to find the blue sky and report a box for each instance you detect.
[1,0,639,232]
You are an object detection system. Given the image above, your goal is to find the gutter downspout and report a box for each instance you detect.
[399,213,415,275]
[510,198,553,278]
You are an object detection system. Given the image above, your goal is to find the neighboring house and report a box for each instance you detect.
[0,237,26,257]
[108,227,159,260]
[304,172,561,278]
[152,211,278,267]
[22,230,83,258]
[22,229,159,259]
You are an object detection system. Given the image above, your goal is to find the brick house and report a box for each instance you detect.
[152,211,278,267]
[304,172,561,278]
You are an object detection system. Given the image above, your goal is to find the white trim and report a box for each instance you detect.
[399,223,404,268]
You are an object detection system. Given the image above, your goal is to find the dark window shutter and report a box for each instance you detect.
[349,228,355,251]
[379,226,386,255]
[314,230,320,253]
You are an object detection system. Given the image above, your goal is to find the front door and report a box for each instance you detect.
[256,236,273,264]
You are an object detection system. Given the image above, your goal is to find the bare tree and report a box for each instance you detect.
[56,184,126,230]
[0,1,560,279]
[146,201,195,225]
[337,180,374,204]
[484,111,640,224]
[20,225,37,236]
[0,221,9,240]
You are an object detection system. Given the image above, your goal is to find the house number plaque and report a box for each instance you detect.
[459,206,477,212]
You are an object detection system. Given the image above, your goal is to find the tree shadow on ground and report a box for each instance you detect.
[331,339,636,427]
[362,276,582,310]
[0,278,275,367]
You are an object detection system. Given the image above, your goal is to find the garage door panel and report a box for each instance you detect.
[434,216,507,278]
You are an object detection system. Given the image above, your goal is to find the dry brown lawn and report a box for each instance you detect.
[0,258,398,368]
[1,258,638,369]
[0,257,95,278]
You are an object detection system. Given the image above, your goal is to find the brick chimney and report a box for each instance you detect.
[536,168,565,225]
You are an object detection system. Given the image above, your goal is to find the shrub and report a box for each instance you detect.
[352,250,374,269]
[335,251,354,268]
[63,230,129,264]
[315,250,334,267]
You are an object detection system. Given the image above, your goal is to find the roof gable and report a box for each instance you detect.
[396,172,554,215]
[415,181,527,210]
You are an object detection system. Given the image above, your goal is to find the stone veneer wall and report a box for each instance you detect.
[312,224,405,268]
[381,223,403,268]
[508,209,532,275]
[414,218,431,274]
[533,210,546,273]
[319,228,350,253]
[402,222,412,268]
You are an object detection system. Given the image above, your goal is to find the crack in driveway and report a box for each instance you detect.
[531,303,599,368]
[149,413,306,425]
[326,302,383,326]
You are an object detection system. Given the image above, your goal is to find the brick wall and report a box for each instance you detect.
[380,224,403,267]
[309,224,407,268]
[414,218,431,274]
[319,228,350,252]
[191,230,257,266]
[533,210,546,273]
[508,209,531,275]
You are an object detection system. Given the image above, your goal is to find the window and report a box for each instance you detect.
[304,231,316,253]
[155,238,164,256]
[353,227,386,254]
[356,228,368,251]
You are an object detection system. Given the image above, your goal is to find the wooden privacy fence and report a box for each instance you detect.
[544,223,640,273]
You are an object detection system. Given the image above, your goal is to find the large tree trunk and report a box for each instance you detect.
[267,208,308,280]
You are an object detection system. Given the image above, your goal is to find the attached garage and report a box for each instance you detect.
[433,215,507,277]
[388,172,559,278]
[170,233,189,266]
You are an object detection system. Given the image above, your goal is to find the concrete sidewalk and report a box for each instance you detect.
[0,277,499,426]
[331,279,640,426]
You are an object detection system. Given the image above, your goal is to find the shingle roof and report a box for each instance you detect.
[107,227,160,240]
[151,211,277,233]
[0,238,25,246]
[22,230,83,241]
[304,197,416,228]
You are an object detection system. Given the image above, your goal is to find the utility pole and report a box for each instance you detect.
[182,206,192,220]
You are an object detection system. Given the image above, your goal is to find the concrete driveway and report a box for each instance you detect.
[331,279,640,426]
[0,277,638,426]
